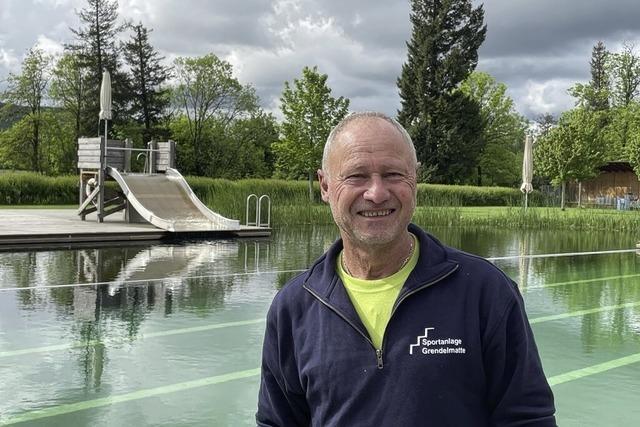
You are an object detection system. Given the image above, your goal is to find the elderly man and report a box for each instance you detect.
[256,112,556,426]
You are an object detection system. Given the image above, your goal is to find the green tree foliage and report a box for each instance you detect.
[397,0,486,184]
[122,22,171,142]
[66,0,129,136]
[459,72,527,186]
[535,113,557,138]
[620,104,640,177]
[0,111,76,174]
[172,53,258,176]
[1,47,53,172]
[273,66,349,200]
[49,52,90,167]
[534,108,606,209]
[608,43,640,108]
[170,112,277,179]
[570,41,610,111]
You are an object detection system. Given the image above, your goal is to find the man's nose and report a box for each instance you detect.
[363,175,390,204]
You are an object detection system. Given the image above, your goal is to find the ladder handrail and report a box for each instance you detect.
[246,194,259,226]
[246,194,271,227]
[258,195,271,227]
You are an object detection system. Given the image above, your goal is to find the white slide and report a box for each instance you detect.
[107,167,240,232]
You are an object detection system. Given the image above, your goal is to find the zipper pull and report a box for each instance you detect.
[376,349,384,369]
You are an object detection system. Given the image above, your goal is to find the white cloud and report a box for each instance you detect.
[34,35,65,57]
[520,79,577,118]
[0,48,20,74]
[2,0,640,120]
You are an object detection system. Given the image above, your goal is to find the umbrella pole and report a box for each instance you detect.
[524,192,528,210]
[98,119,108,223]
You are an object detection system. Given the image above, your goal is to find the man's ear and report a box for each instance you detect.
[317,169,330,203]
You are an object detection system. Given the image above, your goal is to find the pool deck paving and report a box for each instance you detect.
[0,208,270,250]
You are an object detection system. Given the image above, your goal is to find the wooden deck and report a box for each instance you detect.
[0,208,271,250]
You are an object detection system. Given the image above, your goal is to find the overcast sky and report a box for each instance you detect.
[1,0,640,121]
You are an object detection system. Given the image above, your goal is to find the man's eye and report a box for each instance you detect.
[385,172,404,179]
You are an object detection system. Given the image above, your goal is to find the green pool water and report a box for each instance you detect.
[0,226,639,426]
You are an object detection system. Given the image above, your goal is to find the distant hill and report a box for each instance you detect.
[0,102,62,131]
[0,102,30,130]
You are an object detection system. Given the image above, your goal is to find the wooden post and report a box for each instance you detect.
[169,140,176,168]
[79,172,86,220]
[124,138,132,172]
[97,136,105,222]
[148,140,157,173]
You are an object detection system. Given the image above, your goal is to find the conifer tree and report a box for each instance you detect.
[122,22,171,141]
[590,41,609,110]
[397,0,486,184]
[66,0,129,137]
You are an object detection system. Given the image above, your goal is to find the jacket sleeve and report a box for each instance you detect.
[256,301,310,427]
[483,286,557,427]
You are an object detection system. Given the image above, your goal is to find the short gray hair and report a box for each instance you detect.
[321,111,417,172]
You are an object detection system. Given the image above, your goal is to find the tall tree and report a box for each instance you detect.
[397,0,486,184]
[459,71,527,185]
[590,41,610,110]
[172,53,258,176]
[609,43,640,108]
[535,113,557,138]
[620,103,640,177]
[273,66,349,200]
[66,0,129,136]
[534,108,606,209]
[50,52,90,161]
[122,22,171,141]
[571,41,610,111]
[1,47,53,172]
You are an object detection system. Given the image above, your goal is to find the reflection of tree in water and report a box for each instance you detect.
[420,226,640,350]
[268,225,338,290]
[171,277,228,315]
[4,242,245,391]
[542,253,640,350]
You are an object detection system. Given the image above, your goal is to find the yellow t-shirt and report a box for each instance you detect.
[337,234,419,350]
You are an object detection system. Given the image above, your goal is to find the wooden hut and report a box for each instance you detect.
[565,161,640,208]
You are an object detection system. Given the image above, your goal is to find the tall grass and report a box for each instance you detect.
[0,173,78,204]
[2,172,637,231]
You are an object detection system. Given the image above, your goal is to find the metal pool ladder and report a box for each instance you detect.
[246,194,271,227]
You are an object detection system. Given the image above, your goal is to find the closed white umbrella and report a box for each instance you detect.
[99,70,112,152]
[520,134,534,209]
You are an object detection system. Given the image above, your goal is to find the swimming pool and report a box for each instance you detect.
[0,226,639,426]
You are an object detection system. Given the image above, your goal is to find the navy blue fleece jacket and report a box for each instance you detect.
[256,224,556,426]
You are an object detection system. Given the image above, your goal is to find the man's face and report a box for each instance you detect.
[318,118,417,248]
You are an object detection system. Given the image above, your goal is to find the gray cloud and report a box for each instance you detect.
[2,0,640,121]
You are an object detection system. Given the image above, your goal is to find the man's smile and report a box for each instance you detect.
[358,209,395,217]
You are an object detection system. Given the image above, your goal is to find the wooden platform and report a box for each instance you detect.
[0,208,271,250]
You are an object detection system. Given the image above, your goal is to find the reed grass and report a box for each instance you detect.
[1,172,637,231]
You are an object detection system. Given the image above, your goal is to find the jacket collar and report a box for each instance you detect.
[302,224,459,338]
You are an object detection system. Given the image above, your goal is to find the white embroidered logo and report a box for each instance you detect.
[409,327,467,355]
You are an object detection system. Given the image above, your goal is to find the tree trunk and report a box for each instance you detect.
[308,171,314,202]
[561,181,566,211]
[32,118,40,173]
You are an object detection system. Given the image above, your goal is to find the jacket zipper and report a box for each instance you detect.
[303,284,377,349]
[303,264,459,371]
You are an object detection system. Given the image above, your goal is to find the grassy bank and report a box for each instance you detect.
[2,172,639,231]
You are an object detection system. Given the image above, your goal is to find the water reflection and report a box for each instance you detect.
[1,225,640,425]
